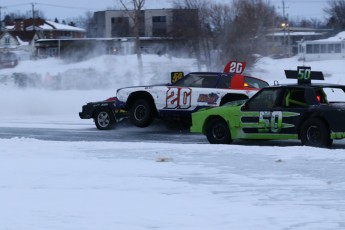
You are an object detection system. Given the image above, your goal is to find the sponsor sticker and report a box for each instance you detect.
[197,93,219,104]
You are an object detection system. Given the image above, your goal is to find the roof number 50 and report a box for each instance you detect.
[298,68,311,80]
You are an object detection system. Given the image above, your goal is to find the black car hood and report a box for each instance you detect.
[329,102,345,110]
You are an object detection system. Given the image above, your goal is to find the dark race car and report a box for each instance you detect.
[0,52,18,69]
[190,66,345,148]
[79,61,269,130]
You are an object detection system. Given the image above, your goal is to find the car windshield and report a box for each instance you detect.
[173,73,218,88]
[244,76,269,88]
[322,87,345,103]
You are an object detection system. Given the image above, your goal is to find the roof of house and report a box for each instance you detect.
[316,31,345,42]
[6,18,85,33]
[267,27,331,38]
[0,30,40,46]
[8,31,38,42]
[26,20,85,32]
[299,31,345,43]
[268,31,324,37]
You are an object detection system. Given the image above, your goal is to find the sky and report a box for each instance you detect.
[1,53,345,229]
[1,0,329,22]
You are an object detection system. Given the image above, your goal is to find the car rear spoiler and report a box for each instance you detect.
[285,66,324,85]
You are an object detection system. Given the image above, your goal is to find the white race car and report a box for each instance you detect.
[79,61,269,130]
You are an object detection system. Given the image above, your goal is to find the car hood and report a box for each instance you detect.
[117,83,168,92]
[196,100,245,114]
[85,97,116,105]
[324,102,345,110]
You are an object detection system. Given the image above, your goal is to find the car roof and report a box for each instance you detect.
[267,83,345,89]
[188,72,228,75]
[187,72,264,79]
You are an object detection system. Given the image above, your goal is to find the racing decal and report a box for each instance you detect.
[239,111,299,134]
[197,93,219,105]
[331,132,345,139]
[165,87,192,109]
[258,111,283,133]
[171,72,184,83]
[224,61,246,74]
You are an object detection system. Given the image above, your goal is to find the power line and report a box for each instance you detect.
[289,0,326,2]
[3,2,94,11]
[2,3,29,8]
[35,3,94,11]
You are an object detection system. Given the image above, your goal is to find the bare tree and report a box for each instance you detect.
[290,17,326,29]
[324,0,345,30]
[205,3,234,70]
[74,11,95,35]
[217,0,278,67]
[173,0,277,69]
[118,0,145,77]
[173,0,209,70]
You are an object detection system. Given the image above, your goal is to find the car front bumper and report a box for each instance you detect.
[79,103,94,119]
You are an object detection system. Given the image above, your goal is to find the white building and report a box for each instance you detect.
[91,8,198,38]
[266,27,329,57]
[298,31,345,61]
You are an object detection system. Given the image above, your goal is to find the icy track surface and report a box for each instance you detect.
[1,138,345,230]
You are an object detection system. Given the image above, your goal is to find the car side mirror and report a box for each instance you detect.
[241,103,248,111]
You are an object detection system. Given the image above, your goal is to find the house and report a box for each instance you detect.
[266,27,332,57]
[0,18,86,59]
[0,30,42,55]
[298,31,345,61]
[34,37,136,59]
[11,18,86,39]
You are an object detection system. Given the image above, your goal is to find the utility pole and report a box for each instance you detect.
[280,0,291,56]
[282,0,286,21]
[0,6,2,32]
[282,0,286,48]
[0,6,5,32]
[31,3,35,31]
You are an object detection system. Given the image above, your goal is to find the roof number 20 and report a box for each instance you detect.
[229,62,244,74]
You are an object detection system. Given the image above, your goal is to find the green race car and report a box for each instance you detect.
[190,67,345,147]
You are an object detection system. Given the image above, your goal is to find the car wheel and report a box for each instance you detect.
[300,118,331,147]
[94,109,115,130]
[205,117,232,144]
[130,99,154,128]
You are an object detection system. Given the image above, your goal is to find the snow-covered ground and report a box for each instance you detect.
[1,54,345,229]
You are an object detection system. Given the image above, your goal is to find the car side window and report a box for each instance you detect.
[174,74,202,87]
[201,77,216,88]
[174,74,217,88]
[246,89,280,110]
[218,75,231,89]
[285,89,307,107]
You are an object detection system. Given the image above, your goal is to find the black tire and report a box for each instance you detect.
[94,109,115,130]
[129,99,154,128]
[300,118,331,147]
[205,117,232,144]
